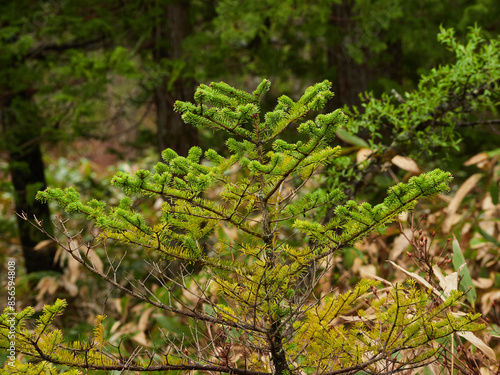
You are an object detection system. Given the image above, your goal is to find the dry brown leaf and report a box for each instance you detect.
[358,240,379,258]
[118,322,139,335]
[457,331,496,362]
[67,252,81,284]
[432,265,447,291]
[481,290,500,315]
[219,223,239,239]
[33,239,54,251]
[390,228,413,260]
[432,264,464,297]
[443,173,482,232]
[479,220,497,237]
[391,155,420,174]
[110,321,121,334]
[360,268,393,286]
[437,193,453,203]
[61,274,79,297]
[446,173,482,215]
[132,331,150,347]
[388,261,445,301]
[35,276,60,308]
[351,257,363,275]
[137,307,154,332]
[36,277,59,298]
[481,194,496,212]
[111,298,123,315]
[357,148,372,164]
[398,212,409,222]
[464,152,489,167]
[473,277,494,289]
[389,261,434,288]
[54,246,66,268]
[405,261,497,362]
[442,213,463,233]
[339,314,377,322]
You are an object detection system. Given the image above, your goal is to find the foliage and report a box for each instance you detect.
[320,26,500,207]
[347,26,499,157]
[195,0,499,91]
[0,1,137,142]
[1,80,484,374]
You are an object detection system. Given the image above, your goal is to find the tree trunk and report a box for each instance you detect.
[2,93,61,274]
[269,320,291,375]
[327,0,370,109]
[153,0,198,157]
[327,1,404,109]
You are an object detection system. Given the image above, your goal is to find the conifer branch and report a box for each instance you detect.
[7,79,484,375]
[22,215,268,335]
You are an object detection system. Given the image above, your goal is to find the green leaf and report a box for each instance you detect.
[489,181,499,206]
[485,148,500,158]
[452,236,476,305]
[335,129,369,148]
[477,227,500,247]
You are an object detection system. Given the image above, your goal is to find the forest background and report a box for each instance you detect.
[1,0,500,374]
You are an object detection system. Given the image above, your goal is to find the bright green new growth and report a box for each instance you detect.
[2,80,483,374]
[348,26,500,156]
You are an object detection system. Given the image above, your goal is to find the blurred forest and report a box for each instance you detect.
[1,0,500,373]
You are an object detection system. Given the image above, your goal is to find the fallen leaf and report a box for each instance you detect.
[137,307,154,332]
[473,277,494,289]
[391,155,420,174]
[432,265,447,290]
[446,174,482,215]
[351,257,363,274]
[357,148,372,164]
[481,290,500,315]
[67,252,81,284]
[479,220,497,237]
[360,268,393,286]
[359,264,377,279]
[390,228,413,260]
[339,314,376,322]
[481,194,496,212]
[432,264,465,297]
[457,331,496,362]
[35,276,60,309]
[443,174,482,232]
[388,260,443,300]
[62,280,79,297]
[464,152,488,167]
[33,239,54,251]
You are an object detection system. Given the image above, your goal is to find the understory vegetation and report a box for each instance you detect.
[1,1,500,374]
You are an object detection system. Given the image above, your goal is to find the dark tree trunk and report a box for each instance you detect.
[383,38,403,84]
[327,0,370,109]
[2,93,61,274]
[153,0,198,157]
[327,1,404,109]
[269,319,291,375]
